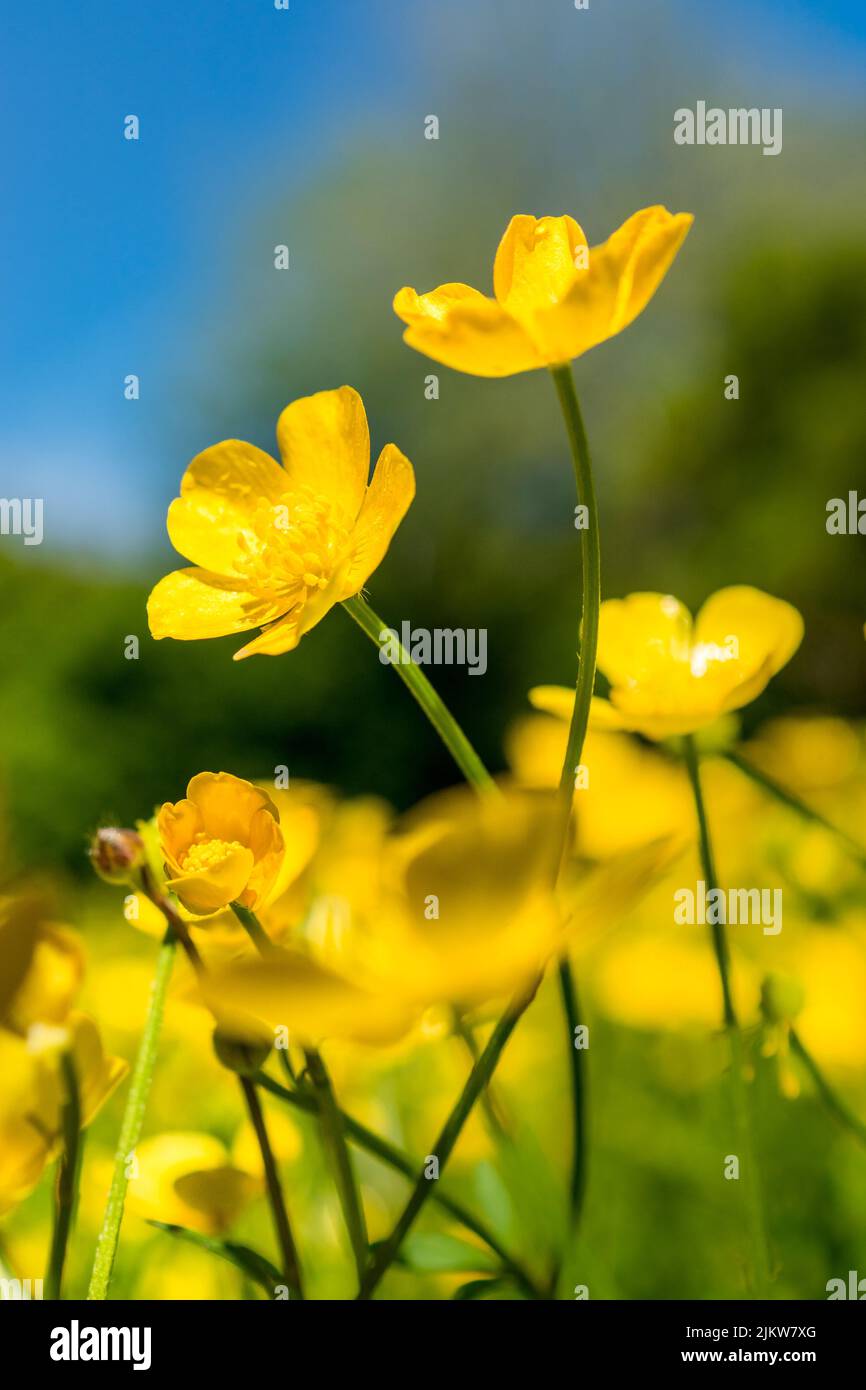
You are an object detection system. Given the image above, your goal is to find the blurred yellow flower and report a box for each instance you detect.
[147,386,415,659]
[0,894,127,1214]
[202,785,668,1046]
[507,713,692,859]
[158,772,285,915]
[546,586,803,740]
[127,1132,260,1235]
[393,206,693,377]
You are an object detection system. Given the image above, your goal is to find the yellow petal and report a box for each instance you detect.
[173,1166,260,1234]
[601,206,694,335]
[547,206,693,361]
[165,845,256,915]
[493,214,588,318]
[694,586,804,684]
[394,284,543,377]
[597,593,693,689]
[276,386,370,520]
[202,952,414,1046]
[336,444,416,598]
[186,772,280,845]
[157,797,203,872]
[128,1132,234,1232]
[386,788,562,1006]
[0,894,40,1023]
[167,441,289,575]
[232,606,316,660]
[10,924,85,1030]
[148,568,287,641]
[68,1013,128,1128]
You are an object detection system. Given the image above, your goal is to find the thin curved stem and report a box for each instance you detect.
[303,1046,369,1287]
[557,961,587,1217]
[45,1050,82,1300]
[358,978,536,1299]
[240,1077,304,1300]
[549,364,600,1241]
[683,734,772,1297]
[725,751,866,869]
[549,365,601,863]
[232,904,368,1291]
[87,928,176,1300]
[789,1028,866,1146]
[341,594,495,794]
[256,1072,540,1297]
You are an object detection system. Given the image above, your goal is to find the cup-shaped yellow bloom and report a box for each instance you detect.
[158,772,285,915]
[393,206,693,377]
[576,586,803,740]
[147,386,415,659]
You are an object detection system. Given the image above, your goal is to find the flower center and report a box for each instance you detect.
[234,486,353,605]
[182,834,247,873]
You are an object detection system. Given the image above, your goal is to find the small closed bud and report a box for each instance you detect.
[89,828,146,884]
[761,972,805,1025]
[213,1030,272,1077]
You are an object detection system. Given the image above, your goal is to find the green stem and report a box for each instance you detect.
[549,364,600,1237]
[86,928,176,1300]
[549,365,601,861]
[45,1050,82,1299]
[358,979,536,1299]
[725,751,866,869]
[231,904,367,1291]
[341,594,495,794]
[256,1071,538,1295]
[789,1028,866,1146]
[452,1010,510,1139]
[683,734,772,1297]
[239,1077,304,1300]
[303,1046,370,1287]
[230,901,277,955]
[557,961,587,1218]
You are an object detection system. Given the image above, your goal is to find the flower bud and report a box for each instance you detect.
[760,972,805,1025]
[89,828,146,885]
[212,1029,272,1077]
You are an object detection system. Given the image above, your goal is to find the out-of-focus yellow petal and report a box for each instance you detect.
[394,284,543,377]
[276,386,370,521]
[10,924,85,1030]
[128,1132,255,1235]
[694,586,804,687]
[493,214,588,319]
[173,1167,260,1234]
[336,444,416,598]
[598,592,693,689]
[68,1012,128,1127]
[167,441,289,575]
[0,894,41,1023]
[202,952,415,1046]
[382,788,562,1006]
[147,569,286,641]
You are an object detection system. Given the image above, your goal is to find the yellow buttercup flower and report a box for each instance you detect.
[157,772,285,916]
[393,206,693,377]
[544,586,803,741]
[147,386,415,659]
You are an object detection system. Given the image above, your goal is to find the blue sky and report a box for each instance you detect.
[2,0,864,559]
